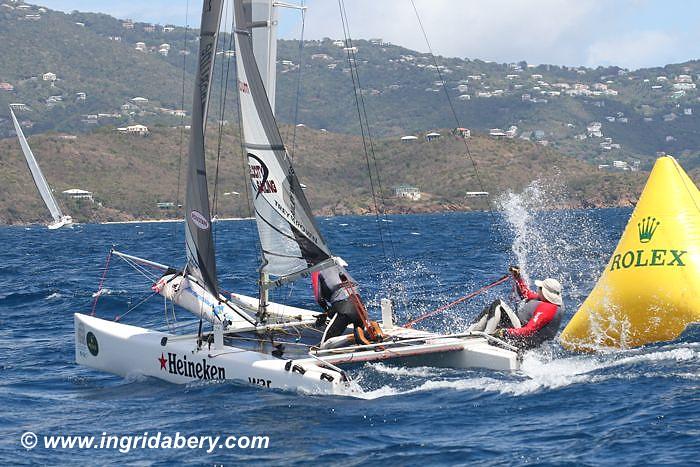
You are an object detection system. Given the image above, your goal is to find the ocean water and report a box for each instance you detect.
[0,203,698,464]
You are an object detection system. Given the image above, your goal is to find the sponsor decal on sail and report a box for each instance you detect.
[610,216,688,271]
[248,154,277,196]
[158,352,225,380]
[190,210,210,230]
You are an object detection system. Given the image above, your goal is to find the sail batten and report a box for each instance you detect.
[234,0,332,279]
[184,0,225,298]
[10,108,64,223]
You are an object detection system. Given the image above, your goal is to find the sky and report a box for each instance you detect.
[37,0,700,70]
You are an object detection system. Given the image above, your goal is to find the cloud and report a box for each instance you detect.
[286,0,608,65]
[38,0,700,68]
[585,31,679,69]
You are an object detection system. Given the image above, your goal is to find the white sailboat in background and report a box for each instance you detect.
[74,0,519,396]
[10,107,73,229]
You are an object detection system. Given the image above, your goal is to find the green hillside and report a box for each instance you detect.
[0,125,650,225]
[1,2,700,173]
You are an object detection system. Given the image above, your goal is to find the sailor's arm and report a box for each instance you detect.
[510,267,538,300]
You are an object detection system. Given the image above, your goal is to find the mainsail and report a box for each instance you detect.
[184,0,225,297]
[249,0,279,113]
[9,107,64,224]
[234,0,332,279]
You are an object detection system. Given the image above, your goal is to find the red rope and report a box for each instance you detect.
[402,274,510,328]
[90,249,113,316]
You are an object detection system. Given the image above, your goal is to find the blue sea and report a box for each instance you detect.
[1,202,698,464]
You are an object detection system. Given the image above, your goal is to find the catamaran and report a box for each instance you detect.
[10,107,73,229]
[75,0,519,396]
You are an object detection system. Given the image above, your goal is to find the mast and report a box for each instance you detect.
[9,107,64,224]
[233,0,334,317]
[184,0,225,298]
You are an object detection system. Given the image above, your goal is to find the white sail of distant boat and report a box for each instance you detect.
[9,107,73,229]
[75,0,521,397]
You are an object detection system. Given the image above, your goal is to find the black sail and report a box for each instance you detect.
[184,0,225,297]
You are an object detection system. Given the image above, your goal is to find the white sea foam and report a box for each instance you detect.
[46,292,62,300]
[359,344,699,399]
[91,288,127,297]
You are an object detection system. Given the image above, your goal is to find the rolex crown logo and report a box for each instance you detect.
[638,216,660,243]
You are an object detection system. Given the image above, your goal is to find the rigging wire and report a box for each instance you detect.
[232,18,254,221]
[287,0,306,161]
[337,0,396,262]
[174,0,191,238]
[409,0,497,218]
[212,0,235,229]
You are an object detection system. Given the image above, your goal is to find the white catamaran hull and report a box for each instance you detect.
[229,293,520,372]
[48,215,73,230]
[75,313,360,396]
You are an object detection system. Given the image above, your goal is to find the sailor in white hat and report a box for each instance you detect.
[469,267,564,350]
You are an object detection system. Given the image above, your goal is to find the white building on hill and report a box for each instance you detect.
[394,185,421,201]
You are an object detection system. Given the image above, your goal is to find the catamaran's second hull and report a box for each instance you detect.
[74,313,361,396]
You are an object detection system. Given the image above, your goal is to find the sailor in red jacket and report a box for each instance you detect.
[469,267,564,349]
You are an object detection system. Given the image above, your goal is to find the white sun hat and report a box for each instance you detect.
[534,278,563,305]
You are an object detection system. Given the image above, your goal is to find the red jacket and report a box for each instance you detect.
[506,276,560,338]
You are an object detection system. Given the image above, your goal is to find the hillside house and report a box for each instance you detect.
[489,128,506,138]
[663,113,677,122]
[135,42,147,52]
[117,124,149,136]
[0,82,14,91]
[505,126,518,138]
[122,20,134,29]
[587,122,603,137]
[684,108,693,115]
[75,92,86,101]
[332,40,344,47]
[131,97,149,104]
[163,26,175,32]
[454,128,471,138]
[425,132,441,142]
[673,82,695,91]
[62,189,94,201]
[465,191,489,198]
[400,135,418,142]
[457,94,470,101]
[311,53,332,61]
[394,185,421,201]
[42,72,56,81]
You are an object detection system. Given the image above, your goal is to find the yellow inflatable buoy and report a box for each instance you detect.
[561,156,700,350]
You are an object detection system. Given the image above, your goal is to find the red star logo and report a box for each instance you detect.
[158,353,167,370]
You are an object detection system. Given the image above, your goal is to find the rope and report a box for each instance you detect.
[212,1,235,224]
[287,0,306,161]
[90,249,113,316]
[409,0,497,219]
[402,274,510,328]
[337,0,394,263]
[115,291,158,322]
[174,0,190,233]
